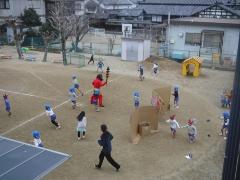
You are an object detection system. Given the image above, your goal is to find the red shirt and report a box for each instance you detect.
[92,78,107,89]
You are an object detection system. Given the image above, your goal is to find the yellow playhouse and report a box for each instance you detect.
[182,57,202,77]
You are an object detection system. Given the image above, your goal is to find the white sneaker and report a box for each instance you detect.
[78,137,81,141]
[82,136,85,139]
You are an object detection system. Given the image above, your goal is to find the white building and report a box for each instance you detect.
[166,17,240,67]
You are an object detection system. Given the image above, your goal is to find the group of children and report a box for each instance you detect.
[137,62,160,81]
[166,115,198,143]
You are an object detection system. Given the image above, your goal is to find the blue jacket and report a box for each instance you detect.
[98,131,113,153]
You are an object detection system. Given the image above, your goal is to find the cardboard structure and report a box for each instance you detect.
[182,57,202,77]
[130,86,171,144]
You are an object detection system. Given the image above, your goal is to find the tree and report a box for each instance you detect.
[39,23,57,62]
[21,8,42,27]
[48,0,74,65]
[6,18,23,59]
[71,15,89,52]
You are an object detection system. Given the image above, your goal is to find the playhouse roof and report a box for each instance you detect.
[182,57,202,65]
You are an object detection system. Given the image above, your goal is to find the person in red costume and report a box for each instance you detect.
[91,74,107,108]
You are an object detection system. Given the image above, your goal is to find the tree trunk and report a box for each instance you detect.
[75,35,80,52]
[61,40,67,65]
[43,43,48,62]
[13,26,22,59]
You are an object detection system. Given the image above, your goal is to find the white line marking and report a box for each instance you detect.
[1,76,124,136]
[0,88,56,101]
[29,71,65,95]
[1,99,70,136]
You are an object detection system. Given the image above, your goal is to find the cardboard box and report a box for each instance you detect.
[138,123,151,136]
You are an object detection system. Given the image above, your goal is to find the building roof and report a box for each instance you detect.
[100,0,134,5]
[141,5,207,16]
[139,0,233,5]
[108,9,143,16]
[170,17,240,27]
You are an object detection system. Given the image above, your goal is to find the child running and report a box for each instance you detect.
[32,130,44,147]
[219,111,230,139]
[45,105,61,129]
[69,87,77,109]
[3,94,11,117]
[72,75,84,96]
[76,111,87,140]
[97,60,104,73]
[166,115,180,138]
[182,119,197,143]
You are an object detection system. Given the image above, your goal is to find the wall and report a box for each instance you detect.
[0,0,45,19]
[167,24,240,63]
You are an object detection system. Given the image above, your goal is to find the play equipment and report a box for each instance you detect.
[130,85,171,144]
[182,57,202,77]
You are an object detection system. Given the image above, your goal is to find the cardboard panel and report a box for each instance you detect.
[130,86,171,144]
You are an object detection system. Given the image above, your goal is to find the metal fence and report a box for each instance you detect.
[159,48,236,70]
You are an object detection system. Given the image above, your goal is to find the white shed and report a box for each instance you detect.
[121,37,151,62]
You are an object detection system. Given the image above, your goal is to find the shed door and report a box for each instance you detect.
[126,43,138,61]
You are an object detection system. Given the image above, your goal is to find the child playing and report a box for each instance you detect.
[45,105,61,129]
[152,63,159,76]
[138,64,144,81]
[32,130,44,147]
[76,111,87,140]
[97,60,104,73]
[166,115,180,138]
[69,87,77,109]
[3,94,11,117]
[133,91,140,108]
[172,86,179,108]
[182,119,197,143]
[72,75,84,96]
[88,54,95,64]
[219,111,230,139]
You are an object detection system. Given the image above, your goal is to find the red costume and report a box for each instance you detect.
[91,75,107,106]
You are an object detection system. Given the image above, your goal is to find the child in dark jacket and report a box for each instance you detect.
[95,124,120,171]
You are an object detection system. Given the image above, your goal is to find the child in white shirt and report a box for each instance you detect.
[166,115,180,138]
[45,105,61,129]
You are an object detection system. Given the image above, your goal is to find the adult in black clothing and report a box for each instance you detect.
[88,54,94,64]
[95,124,120,171]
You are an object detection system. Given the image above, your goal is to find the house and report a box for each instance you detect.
[166,17,240,67]
[0,0,46,43]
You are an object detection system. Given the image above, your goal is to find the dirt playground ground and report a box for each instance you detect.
[0,46,234,180]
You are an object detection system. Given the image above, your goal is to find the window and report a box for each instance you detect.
[0,0,10,9]
[185,33,201,45]
[152,16,162,22]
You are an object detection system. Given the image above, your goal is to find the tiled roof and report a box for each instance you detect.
[139,0,233,5]
[170,17,240,27]
[100,0,134,5]
[141,5,207,16]
[108,9,143,16]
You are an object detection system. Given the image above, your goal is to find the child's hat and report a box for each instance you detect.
[223,111,230,118]
[170,115,175,120]
[133,91,140,97]
[44,103,51,110]
[72,75,76,79]
[32,130,40,139]
[188,119,193,126]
